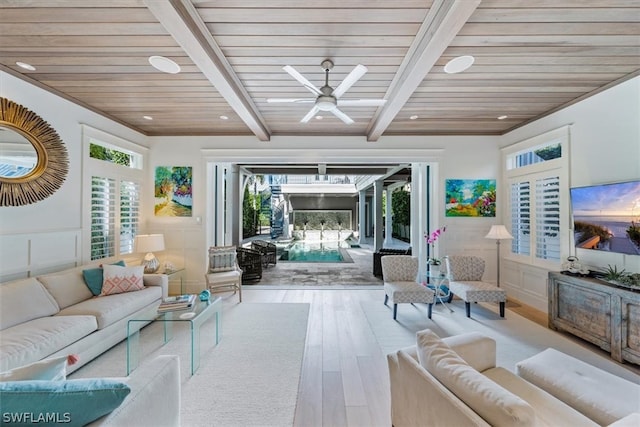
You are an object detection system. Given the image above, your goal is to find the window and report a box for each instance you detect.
[503,127,570,266]
[510,181,530,256]
[83,126,145,262]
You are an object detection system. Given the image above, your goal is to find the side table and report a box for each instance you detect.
[159,268,186,295]
[425,272,454,313]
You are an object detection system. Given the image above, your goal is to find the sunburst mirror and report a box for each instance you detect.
[0,97,69,206]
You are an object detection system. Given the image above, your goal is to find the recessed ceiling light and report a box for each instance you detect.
[497,115,508,120]
[316,116,323,120]
[148,56,181,74]
[444,55,475,74]
[410,115,419,120]
[143,115,153,121]
[16,61,36,71]
[220,115,229,120]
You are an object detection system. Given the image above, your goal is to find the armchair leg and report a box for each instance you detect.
[499,301,505,317]
[427,303,433,319]
[384,294,389,306]
[393,304,398,320]
[465,302,471,317]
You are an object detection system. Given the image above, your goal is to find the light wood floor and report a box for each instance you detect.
[234,288,390,426]
[234,288,551,426]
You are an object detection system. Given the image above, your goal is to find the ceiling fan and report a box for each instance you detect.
[266,59,386,124]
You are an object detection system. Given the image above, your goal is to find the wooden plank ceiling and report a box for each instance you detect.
[0,0,638,141]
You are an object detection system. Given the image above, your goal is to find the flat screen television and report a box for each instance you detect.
[570,180,640,256]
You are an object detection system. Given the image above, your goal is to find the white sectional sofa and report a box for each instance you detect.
[388,329,640,427]
[0,263,168,373]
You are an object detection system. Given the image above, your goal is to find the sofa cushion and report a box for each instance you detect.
[101,265,145,296]
[0,355,69,382]
[0,278,59,330]
[208,246,237,273]
[38,270,94,309]
[0,315,97,372]
[58,286,161,329]
[416,329,536,427]
[516,348,640,426]
[0,378,130,426]
[82,260,126,296]
[484,366,598,427]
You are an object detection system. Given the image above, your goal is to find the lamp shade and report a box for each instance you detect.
[134,234,165,253]
[485,225,513,240]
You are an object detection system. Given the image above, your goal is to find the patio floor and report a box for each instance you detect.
[241,235,409,287]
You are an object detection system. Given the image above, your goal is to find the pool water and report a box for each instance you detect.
[280,241,349,262]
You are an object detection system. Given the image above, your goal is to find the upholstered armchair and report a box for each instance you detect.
[444,255,506,318]
[381,255,435,320]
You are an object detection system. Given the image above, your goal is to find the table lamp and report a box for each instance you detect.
[484,225,513,287]
[135,234,165,273]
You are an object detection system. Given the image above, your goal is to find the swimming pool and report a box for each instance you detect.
[280,241,352,263]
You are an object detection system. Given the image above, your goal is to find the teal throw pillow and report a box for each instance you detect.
[0,378,130,427]
[82,260,126,296]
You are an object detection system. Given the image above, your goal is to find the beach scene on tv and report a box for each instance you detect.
[570,180,640,255]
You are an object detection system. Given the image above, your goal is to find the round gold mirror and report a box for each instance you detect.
[0,97,68,206]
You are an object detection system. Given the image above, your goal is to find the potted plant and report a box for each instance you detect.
[424,227,446,270]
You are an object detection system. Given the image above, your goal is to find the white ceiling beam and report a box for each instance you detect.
[145,0,270,141]
[366,0,481,142]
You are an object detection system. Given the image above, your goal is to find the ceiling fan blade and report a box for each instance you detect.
[330,108,354,125]
[337,99,387,107]
[283,65,322,96]
[301,105,321,123]
[266,98,315,104]
[332,64,368,99]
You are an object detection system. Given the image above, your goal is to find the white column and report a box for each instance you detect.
[358,189,366,244]
[374,180,384,251]
[282,194,291,239]
[384,187,394,247]
[230,165,241,246]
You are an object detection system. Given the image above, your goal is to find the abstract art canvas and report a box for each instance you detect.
[445,179,496,217]
[155,166,192,217]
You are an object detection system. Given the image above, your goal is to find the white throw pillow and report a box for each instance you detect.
[416,329,536,427]
[208,246,237,273]
[101,265,145,296]
[0,356,68,382]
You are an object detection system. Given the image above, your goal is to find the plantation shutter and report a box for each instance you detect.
[91,176,116,260]
[120,180,140,255]
[535,176,561,261]
[511,181,531,255]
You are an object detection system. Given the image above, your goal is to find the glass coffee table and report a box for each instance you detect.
[126,296,222,376]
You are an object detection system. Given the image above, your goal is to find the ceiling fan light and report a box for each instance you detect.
[316,95,336,111]
[444,55,475,74]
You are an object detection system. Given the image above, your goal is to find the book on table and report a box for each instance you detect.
[158,294,197,312]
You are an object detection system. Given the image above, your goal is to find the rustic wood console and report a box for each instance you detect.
[548,272,640,365]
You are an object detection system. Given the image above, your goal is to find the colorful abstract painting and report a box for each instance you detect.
[445,179,496,217]
[155,166,192,217]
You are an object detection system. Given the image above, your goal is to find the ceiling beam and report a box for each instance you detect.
[144,0,270,141]
[366,0,480,142]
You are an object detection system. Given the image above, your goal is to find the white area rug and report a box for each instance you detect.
[362,299,640,382]
[71,303,310,426]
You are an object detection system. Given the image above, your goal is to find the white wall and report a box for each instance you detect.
[498,76,640,311]
[3,69,636,307]
[0,71,148,280]
[148,135,498,292]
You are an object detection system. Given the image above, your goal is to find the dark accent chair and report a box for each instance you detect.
[236,247,263,283]
[251,240,277,267]
[373,247,412,278]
